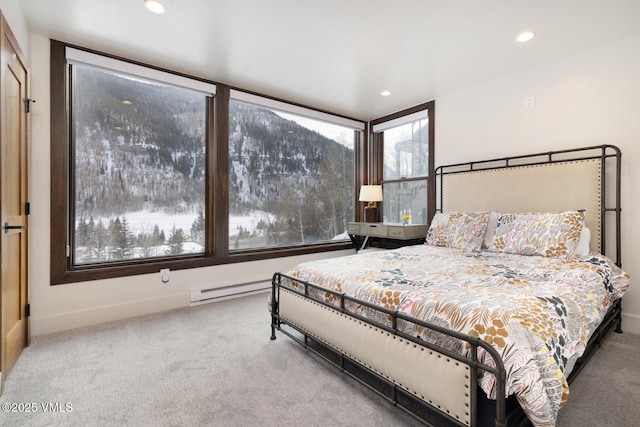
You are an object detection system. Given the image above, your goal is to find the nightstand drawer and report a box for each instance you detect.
[388,224,428,240]
[360,223,387,237]
[387,227,407,239]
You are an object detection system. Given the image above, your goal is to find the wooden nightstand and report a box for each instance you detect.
[347,222,428,252]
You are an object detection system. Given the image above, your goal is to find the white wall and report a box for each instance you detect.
[27,34,352,336]
[0,1,28,57]
[436,35,640,334]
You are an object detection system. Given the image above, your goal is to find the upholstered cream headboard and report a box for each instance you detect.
[436,145,621,262]
[441,159,602,252]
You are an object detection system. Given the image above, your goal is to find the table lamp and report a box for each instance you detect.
[359,185,382,223]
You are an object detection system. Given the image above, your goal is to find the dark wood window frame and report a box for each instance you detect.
[50,40,362,285]
[369,101,436,225]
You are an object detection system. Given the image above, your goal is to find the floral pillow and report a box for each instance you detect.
[426,212,489,251]
[488,210,585,258]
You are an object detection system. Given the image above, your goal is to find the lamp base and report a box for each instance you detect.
[364,206,379,223]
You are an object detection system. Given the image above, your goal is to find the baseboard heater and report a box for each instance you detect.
[189,280,270,306]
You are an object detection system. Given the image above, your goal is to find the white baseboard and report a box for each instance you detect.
[30,293,187,336]
[621,313,640,335]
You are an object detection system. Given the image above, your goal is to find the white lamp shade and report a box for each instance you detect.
[359,185,383,202]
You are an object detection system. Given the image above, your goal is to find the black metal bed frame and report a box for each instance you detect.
[271,273,509,426]
[270,145,623,427]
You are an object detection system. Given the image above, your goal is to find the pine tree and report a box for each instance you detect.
[120,216,134,258]
[94,219,107,260]
[76,217,89,247]
[166,224,185,255]
[190,211,205,245]
[109,216,132,259]
[152,224,164,246]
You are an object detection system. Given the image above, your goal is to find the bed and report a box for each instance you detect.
[269,145,629,427]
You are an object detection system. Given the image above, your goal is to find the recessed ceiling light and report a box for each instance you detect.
[144,0,166,14]
[380,90,391,97]
[516,31,535,43]
[121,100,132,105]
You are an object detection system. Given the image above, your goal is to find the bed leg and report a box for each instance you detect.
[271,273,279,340]
[615,300,623,334]
[615,312,623,333]
[270,306,278,340]
[615,319,623,334]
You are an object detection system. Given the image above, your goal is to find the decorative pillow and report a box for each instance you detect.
[488,210,585,258]
[426,212,489,251]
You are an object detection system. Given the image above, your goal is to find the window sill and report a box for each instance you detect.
[51,241,353,285]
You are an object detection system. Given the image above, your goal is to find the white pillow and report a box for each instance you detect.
[574,226,591,257]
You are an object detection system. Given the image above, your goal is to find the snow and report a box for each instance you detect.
[229,211,275,232]
[121,210,198,235]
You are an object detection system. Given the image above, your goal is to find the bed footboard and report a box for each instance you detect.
[270,272,508,427]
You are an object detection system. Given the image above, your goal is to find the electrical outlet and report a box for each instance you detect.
[160,268,170,284]
[524,95,535,109]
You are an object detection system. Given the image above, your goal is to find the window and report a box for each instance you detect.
[70,57,211,265]
[229,92,360,250]
[372,104,434,225]
[50,42,363,284]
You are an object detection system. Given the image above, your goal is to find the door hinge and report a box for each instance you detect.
[25,304,30,317]
[25,202,30,215]
[24,98,36,113]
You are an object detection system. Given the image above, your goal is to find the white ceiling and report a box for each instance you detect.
[21,0,640,121]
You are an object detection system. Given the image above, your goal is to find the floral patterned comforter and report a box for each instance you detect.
[284,245,629,427]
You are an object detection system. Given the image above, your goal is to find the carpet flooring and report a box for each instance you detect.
[0,292,638,427]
